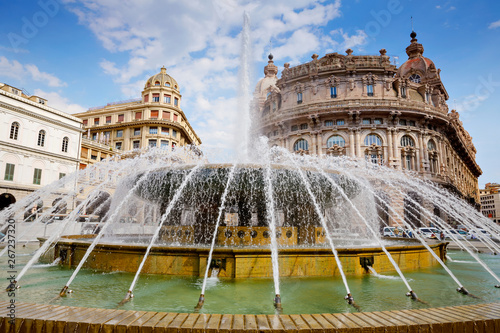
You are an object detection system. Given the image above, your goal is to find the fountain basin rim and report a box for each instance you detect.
[52,236,438,255]
[4,300,500,331]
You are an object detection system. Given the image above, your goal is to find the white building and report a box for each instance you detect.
[0,83,82,212]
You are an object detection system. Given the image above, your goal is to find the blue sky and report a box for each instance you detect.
[0,0,499,187]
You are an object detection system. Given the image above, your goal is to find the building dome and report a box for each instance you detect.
[145,67,179,90]
[396,32,438,80]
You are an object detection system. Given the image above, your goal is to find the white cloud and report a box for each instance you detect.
[63,0,350,149]
[0,56,66,87]
[489,20,500,29]
[33,89,87,114]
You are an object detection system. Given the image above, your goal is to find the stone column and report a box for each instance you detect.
[311,131,317,155]
[316,131,323,157]
[417,132,424,172]
[387,128,393,164]
[392,129,399,169]
[355,128,362,158]
[349,129,355,157]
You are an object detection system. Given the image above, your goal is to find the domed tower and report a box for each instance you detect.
[75,66,201,154]
[254,54,280,111]
[395,31,449,112]
[142,67,181,108]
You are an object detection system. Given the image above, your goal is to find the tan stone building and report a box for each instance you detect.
[480,183,500,224]
[253,32,482,224]
[74,67,201,152]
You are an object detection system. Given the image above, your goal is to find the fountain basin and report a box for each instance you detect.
[45,236,446,278]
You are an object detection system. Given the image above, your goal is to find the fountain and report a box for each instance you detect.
[1,14,500,333]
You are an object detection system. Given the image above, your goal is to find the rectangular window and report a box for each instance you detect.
[330,86,337,98]
[273,130,278,136]
[374,118,383,124]
[363,119,371,125]
[4,163,14,181]
[399,119,407,126]
[116,130,123,138]
[336,119,345,125]
[133,140,140,149]
[106,116,111,123]
[291,125,298,131]
[409,120,416,126]
[300,123,308,130]
[367,84,374,96]
[149,139,157,147]
[83,119,88,126]
[115,142,122,150]
[149,127,158,134]
[161,140,169,148]
[163,111,170,120]
[33,168,42,185]
[144,95,149,103]
[297,92,303,104]
[161,127,169,135]
[150,110,159,119]
[172,130,177,138]
[325,120,333,127]
[94,118,100,125]
[134,128,141,136]
[401,87,406,98]
[92,133,97,141]
[59,173,66,179]
[91,154,97,160]
[118,114,124,122]
[152,93,160,102]
[164,95,171,103]
[135,112,142,120]
[173,114,178,122]
[174,97,179,106]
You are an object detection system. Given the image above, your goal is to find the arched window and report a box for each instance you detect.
[427,140,438,174]
[400,136,416,170]
[155,81,160,86]
[10,122,19,140]
[293,139,308,151]
[37,130,46,147]
[61,137,69,153]
[400,135,415,147]
[364,134,382,146]
[327,135,345,148]
[165,82,171,87]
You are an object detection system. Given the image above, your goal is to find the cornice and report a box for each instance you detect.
[0,140,80,164]
[0,100,83,133]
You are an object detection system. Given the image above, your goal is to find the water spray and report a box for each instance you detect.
[118,290,134,307]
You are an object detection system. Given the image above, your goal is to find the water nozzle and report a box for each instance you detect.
[117,290,134,307]
[6,280,17,292]
[406,290,418,300]
[344,293,354,305]
[194,294,205,312]
[457,286,469,295]
[274,294,283,313]
[59,285,69,297]
[495,285,500,288]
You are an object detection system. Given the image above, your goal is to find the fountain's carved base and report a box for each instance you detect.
[43,236,447,278]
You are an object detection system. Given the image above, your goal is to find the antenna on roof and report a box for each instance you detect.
[411,16,414,31]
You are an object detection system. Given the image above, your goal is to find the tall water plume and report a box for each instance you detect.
[234,11,252,161]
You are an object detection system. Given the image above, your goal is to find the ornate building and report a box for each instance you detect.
[0,83,82,212]
[253,32,481,211]
[74,67,201,152]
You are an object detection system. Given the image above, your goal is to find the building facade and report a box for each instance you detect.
[0,83,82,211]
[480,183,500,224]
[253,32,482,224]
[74,67,201,152]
